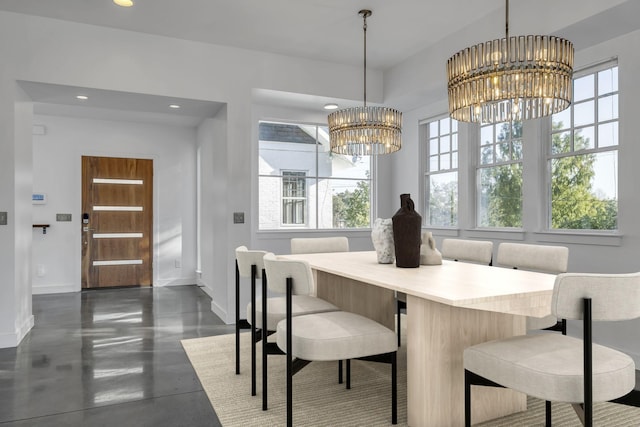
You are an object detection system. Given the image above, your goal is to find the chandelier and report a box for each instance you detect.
[328,10,402,155]
[446,0,574,123]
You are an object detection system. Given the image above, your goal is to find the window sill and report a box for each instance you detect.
[533,231,622,247]
[424,227,460,237]
[464,228,526,241]
[256,229,372,240]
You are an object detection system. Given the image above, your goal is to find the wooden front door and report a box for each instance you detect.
[82,156,153,288]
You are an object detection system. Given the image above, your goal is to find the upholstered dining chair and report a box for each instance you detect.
[396,238,494,346]
[249,245,339,411]
[496,242,569,332]
[263,252,398,427]
[234,246,266,385]
[441,238,493,264]
[464,272,640,427]
[290,236,349,256]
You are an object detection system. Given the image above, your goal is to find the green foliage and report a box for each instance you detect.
[332,179,370,228]
[479,122,523,228]
[550,125,617,230]
[428,177,458,226]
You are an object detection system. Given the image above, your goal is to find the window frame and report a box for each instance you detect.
[422,115,459,228]
[281,170,308,227]
[257,120,375,231]
[546,60,619,232]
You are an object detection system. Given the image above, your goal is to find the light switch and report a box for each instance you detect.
[0,211,7,225]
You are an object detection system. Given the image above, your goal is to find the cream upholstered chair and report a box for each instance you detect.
[396,238,494,346]
[441,238,493,264]
[464,272,640,427]
[237,246,338,409]
[234,246,266,384]
[290,236,351,379]
[252,247,346,411]
[496,242,569,332]
[263,253,398,427]
[290,236,349,255]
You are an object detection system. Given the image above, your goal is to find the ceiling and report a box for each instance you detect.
[4,0,640,124]
[0,0,508,71]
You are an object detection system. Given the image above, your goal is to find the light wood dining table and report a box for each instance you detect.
[280,251,556,426]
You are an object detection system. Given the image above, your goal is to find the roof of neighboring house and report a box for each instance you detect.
[259,123,317,144]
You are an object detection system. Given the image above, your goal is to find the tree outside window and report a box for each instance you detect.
[477,121,523,228]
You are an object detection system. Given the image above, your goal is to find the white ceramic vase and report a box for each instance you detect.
[371,218,395,264]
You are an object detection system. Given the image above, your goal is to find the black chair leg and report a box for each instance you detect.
[262,271,268,410]
[346,359,351,389]
[250,264,257,396]
[464,370,471,427]
[235,260,240,375]
[392,351,397,425]
[286,278,293,427]
[397,300,402,347]
[338,360,343,384]
[545,400,552,426]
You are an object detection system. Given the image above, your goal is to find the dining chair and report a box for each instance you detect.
[464,272,640,427]
[290,236,351,378]
[496,242,569,332]
[263,252,398,427]
[250,246,339,411]
[234,245,266,384]
[396,238,494,346]
[290,236,349,256]
[441,238,493,264]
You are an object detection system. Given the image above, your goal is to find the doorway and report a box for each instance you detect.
[81,156,153,288]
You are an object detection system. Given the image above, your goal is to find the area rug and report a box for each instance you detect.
[181,326,640,426]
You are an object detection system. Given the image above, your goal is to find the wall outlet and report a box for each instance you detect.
[56,213,72,222]
[233,212,244,224]
[175,259,181,268]
[0,211,7,225]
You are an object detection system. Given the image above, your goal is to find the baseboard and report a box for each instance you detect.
[0,315,34,348]
[210,299,229,324]
[154,277,197,287]
[32,284,78,295]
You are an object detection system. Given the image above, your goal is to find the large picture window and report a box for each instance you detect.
[549,62,618,230]
[424,117,458,227]
[477,121,523,228]
[258,121,372,230]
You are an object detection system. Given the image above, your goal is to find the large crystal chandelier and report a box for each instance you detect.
[447,0,574,123]
[328,10,402,155]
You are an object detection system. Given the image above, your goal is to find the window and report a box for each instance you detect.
[477,121,523,228]
[258,121,372,230]
[424,117,458,227]
[282,171,306,225]
[549,63,618,230]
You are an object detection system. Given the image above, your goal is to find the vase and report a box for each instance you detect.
[371,218,395,264]
[420,231,442,265]
[392,194,422,268]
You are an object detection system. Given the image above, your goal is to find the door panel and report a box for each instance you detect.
[82,156,153,288]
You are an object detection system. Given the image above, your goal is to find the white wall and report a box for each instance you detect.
[31,114,198,293]
[0,9,379,343]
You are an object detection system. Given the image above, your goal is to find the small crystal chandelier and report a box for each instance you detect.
[446,0,574,123]
[328,10,402,155]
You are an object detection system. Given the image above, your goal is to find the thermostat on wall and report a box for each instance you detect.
[32,193,47,205]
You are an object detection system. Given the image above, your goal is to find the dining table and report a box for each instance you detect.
[280,250,557,426]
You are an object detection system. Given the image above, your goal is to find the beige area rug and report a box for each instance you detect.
[181,322,640,426]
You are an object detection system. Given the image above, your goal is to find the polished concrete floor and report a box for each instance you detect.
[0,285,233,426]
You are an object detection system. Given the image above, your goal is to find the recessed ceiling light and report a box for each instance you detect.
[169,104,181,109]
[76,95,88,100]
[113,0,134,7]
[324,103,339,110]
